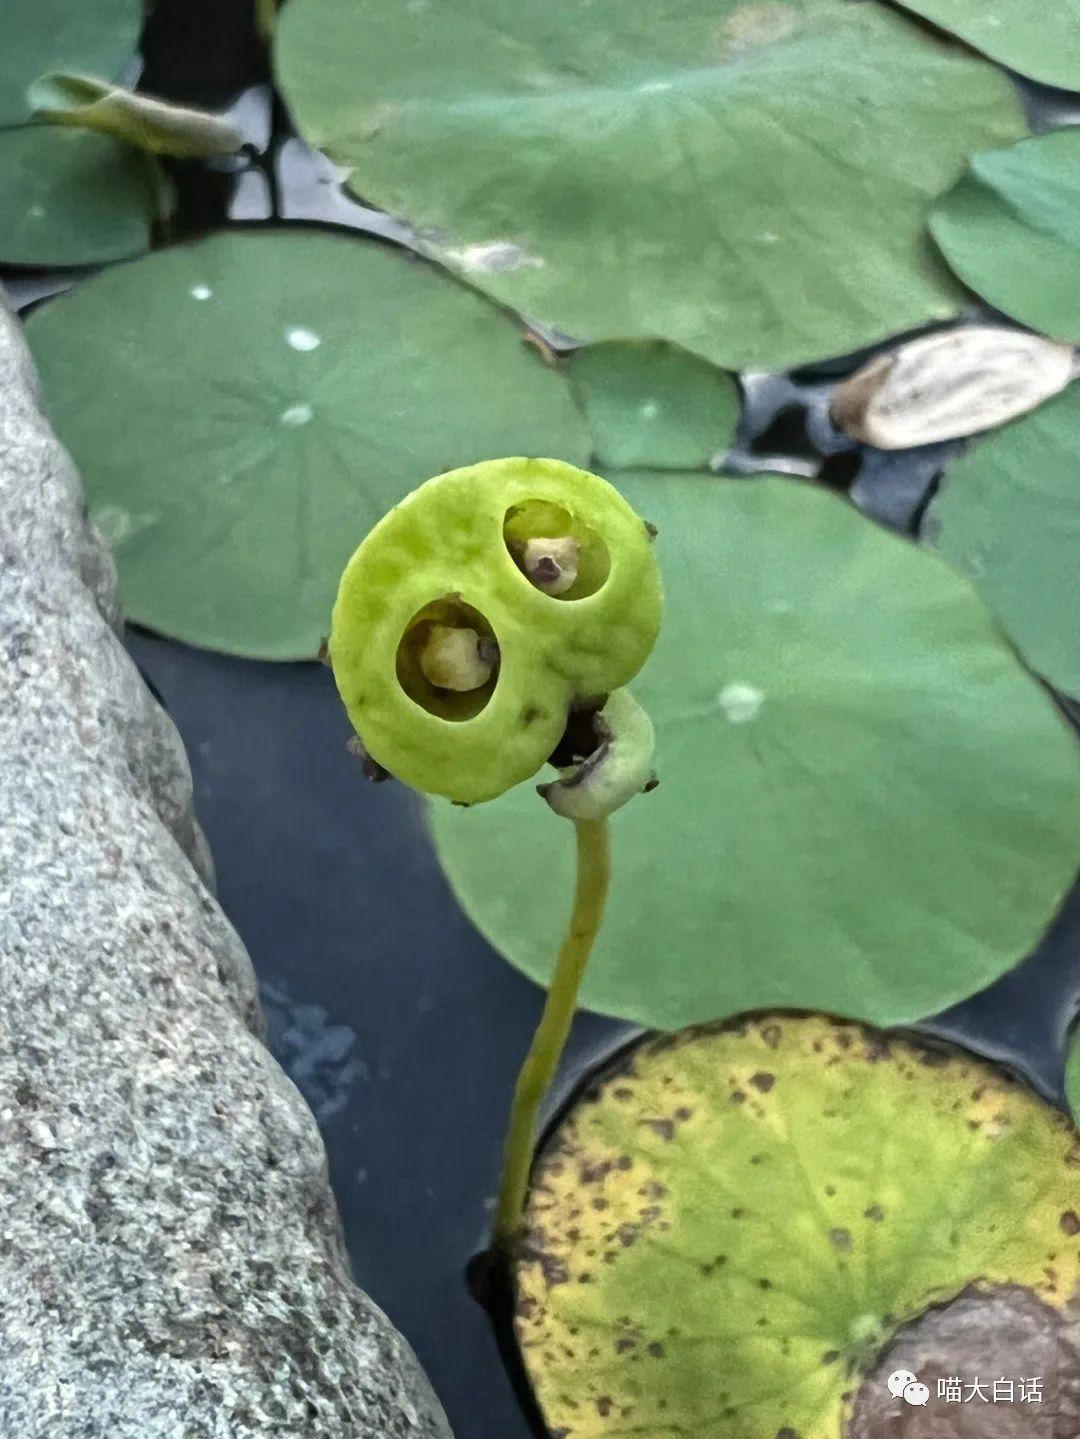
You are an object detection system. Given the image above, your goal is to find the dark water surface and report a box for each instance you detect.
[3,2,1080,1434]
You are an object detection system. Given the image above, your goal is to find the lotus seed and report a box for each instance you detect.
[418,625,494,692]
[521,536,580,596]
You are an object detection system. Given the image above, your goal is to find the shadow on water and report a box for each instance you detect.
[3,1,1079,1433]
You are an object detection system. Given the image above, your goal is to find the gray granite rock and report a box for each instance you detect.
[0,295,452,1439]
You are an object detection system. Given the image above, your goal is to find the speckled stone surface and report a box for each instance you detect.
[0,295,452,1439]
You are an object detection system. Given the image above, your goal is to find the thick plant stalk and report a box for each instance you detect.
[493,817,611,1249]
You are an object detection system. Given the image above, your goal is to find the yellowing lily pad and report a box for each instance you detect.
[518,1014,1080,1439]
[432,474,1080,1030]
[25,230,589,658]
[276,0,1024,372]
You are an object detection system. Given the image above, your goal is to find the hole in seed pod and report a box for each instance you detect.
[396,598,499,722]
[503,499,610,600]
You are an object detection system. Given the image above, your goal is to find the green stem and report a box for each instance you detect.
[492,817,611,1251]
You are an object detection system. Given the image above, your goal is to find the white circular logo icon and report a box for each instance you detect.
[887,1369,918,1398]
[904,1382,930,1407]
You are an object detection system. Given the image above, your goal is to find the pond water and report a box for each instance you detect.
[3,3,1080,1435]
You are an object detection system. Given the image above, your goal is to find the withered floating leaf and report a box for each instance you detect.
[832,326,1075,450]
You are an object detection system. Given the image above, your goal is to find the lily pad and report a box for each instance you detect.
[275,0,1024,372]
[568,342,739,471]
[519,1014,1080,1439]
[925,382,1080,701]
[0,124,154,266]
[931,130,1080,344]
[432,473,1080,1030]
[894,0,1080,92]
[25,229,590,658]
[0,0,141,126]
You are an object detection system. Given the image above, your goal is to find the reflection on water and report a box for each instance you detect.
[260,977,369,1121]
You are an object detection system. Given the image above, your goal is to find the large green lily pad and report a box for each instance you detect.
[931,130,1080,345]
[0,124,153,266]
[925,382,1080,701]
[432,474,1080,1030]
[25,229,589,658]
[894,0,1080,92]
[568,342,739,471]
[518,1014,1080,1439]
[276,0,1024,373]
[0,0,141,126]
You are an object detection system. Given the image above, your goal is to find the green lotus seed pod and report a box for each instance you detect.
[329,457,662,805]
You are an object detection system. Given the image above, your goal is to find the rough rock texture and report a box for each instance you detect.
[849,1284,1080,1438]
[0,295,452,1438]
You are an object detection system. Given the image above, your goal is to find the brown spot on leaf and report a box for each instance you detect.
[864,1205,885,1222]
[829,1227,852,1251]
[750,1071,776,1093]
[1060,1211,1080,1236]
[579,1158,614,1185]
[641,1118,676,1141]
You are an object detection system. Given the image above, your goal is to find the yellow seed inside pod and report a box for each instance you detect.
[417,624,493,691]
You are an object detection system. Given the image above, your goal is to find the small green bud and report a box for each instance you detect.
[538,689,657,821]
